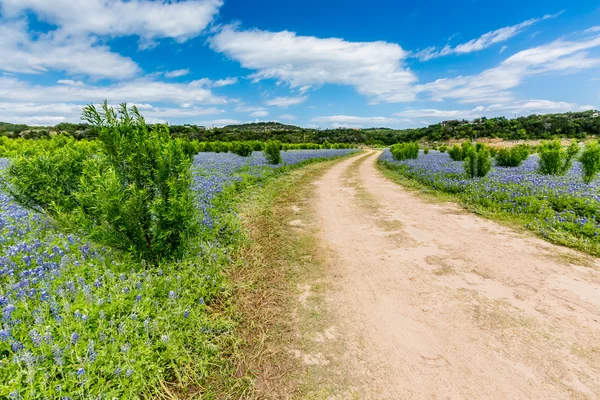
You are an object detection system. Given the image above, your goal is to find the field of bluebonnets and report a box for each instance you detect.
[0,127,355,397]
[379,148,600,255]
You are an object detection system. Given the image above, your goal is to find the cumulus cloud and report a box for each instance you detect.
[250,110,269,117]
[264,96,308,107]
[418,34,600,103]
[210,26,417,103]
[414,12,563,61]
[1,0,223,42]
[164,69,190,78]
[0,101,224,125]
[0,76,226,105]
[0,21,139,78]
[395,100,594,121]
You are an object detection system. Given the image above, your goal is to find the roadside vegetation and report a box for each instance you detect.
[379,140,600,256]
[0,103,358,398]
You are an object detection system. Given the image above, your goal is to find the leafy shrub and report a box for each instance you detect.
[390,142,419,161]
[438,145,448,153]
[538,140,580,175]
[232,142,252,157]
[6,102,198,263]
[496,144,530,167]
[264,140,282,164]
[464,147,492,178]
[322,140,332,149]
[580,140,600,183]
[448,145,464,161]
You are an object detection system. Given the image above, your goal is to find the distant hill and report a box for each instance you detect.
[222,121,304,132]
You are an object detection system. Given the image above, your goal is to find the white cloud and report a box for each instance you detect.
[414,12,563,61]
[0,76,226,105]
[278,114,297,121]
[311,115,399,128]
[499,45,508,54]
[210,26,417,103]
[0,101,224,125]
[394,100,594,121]
[1,0,223,42]
[264,96,308,107]
[212,77,238,87]
[418,34,600,103]
[250,110,268,117]
[164,69,190,78]
[585,26,600,33]
[235,105,265,113]
[0,21,139,78]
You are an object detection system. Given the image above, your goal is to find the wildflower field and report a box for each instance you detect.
[379,149,600,255]
[0,147,356,399]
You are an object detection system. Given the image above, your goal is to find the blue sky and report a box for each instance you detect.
[0,0,599,129]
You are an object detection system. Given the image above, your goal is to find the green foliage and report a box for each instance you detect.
[448,144,464,161]
[6,102,198,263]
[232,142,253,157]
[495,144,530,167]
[438,145,448,153]
[390,142,419,161]
[322,140,332,149]
[464,148,492,178]
[538,140,580,175]
[424,148,430,154]
[264,139,282,164]
[580,140,600,184]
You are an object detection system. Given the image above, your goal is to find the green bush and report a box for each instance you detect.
[232,142,252,157]
[495,144,530,167]
[580,140,600,184]
[464,147,492,178]
[390,142,419,161]
[439,145,448,153]
[448,145,464,161]
[264,139,282,164]
[6,102,198,263]
[538,140,580,175]
[424,148,430,154]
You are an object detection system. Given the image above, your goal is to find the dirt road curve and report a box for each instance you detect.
[312,150,600,399]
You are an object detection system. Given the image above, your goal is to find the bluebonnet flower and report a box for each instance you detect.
[76,368,85,376]
[184,310,190,318]
[135,294,142,302]
[11,341,23,352]
[29,329,42,347]
[71,332,79,344]
[169,290,177,300]
[126,369,134,378]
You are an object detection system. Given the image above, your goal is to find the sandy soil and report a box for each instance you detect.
[308,150,600,399]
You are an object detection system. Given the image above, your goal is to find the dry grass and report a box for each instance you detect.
[226,159,342,399]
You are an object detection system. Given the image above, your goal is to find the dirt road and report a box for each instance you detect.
[307,150,600,399]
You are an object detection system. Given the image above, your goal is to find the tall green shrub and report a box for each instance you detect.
[390,142,419,161]
[6,102,198,263]
[464,148,492,178]
[264,140,282,164]
[580,140,600,184]
[496,144,530,167]
[232,142,252,157]
[538,140,580,175]
[448,144,464,161]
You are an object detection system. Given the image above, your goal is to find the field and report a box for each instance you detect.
[379,149,600,255]
[0,148,356,398]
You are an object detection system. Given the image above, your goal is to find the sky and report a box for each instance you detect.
[0,0,599,129]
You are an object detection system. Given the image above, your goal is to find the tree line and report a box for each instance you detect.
[2,110,599,144]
